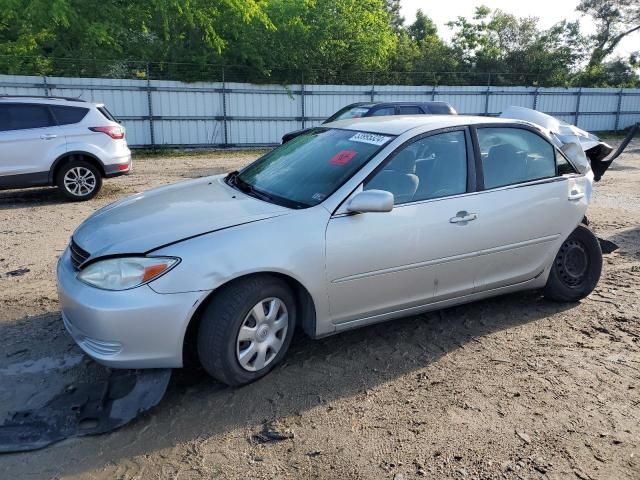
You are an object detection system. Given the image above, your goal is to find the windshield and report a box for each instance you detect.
[324,105,371,123]
[232,128,394,208]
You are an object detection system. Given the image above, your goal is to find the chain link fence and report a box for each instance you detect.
[2,57,640,148]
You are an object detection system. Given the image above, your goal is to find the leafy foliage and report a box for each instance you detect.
[0,0,637,86]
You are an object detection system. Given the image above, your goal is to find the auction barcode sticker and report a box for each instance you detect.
[349,132,391,146]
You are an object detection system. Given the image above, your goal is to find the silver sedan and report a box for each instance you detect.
[58,113,604,386]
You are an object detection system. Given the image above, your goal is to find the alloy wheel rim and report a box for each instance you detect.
[64,167,96,196]
[556,239,589,288]
[236,297,288,372]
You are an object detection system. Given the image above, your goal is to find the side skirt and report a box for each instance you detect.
[332,274,547,335]
[0,171,50,190]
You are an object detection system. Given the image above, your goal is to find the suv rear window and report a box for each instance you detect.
[51,105,89,125]
[0,104,55,131]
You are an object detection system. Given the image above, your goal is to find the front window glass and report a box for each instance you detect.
[370,107,395,116]
[477,127,556,189]
[365,131,467,205]
[233,128,394,208]
[0,104,54,131]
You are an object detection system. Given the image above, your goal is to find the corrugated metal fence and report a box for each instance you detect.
[1,74,639,148]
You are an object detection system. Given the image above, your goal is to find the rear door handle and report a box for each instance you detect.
[568,189,585,201]
[40,134,58,140]
[449,211,478,224]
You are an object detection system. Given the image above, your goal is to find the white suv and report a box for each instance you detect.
[0,96,131,201]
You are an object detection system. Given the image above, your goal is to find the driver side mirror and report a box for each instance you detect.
[347,190,394,214]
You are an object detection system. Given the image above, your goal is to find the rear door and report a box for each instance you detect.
[469,125,588,291]
[0,103,65,180]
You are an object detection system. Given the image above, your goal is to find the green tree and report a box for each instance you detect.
[447,7,585,85]
[220,0,397,83]
[577,0,640,68]
[384,0,404,32]
[0,0,272,77]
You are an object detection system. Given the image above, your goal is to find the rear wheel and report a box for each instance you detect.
[56,160,102,201]
[544,225,602,302]
[197,275,296,386]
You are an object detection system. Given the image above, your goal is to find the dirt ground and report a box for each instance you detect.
[0,141,639,479]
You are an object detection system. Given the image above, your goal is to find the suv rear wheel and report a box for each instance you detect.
[56,160,102,201]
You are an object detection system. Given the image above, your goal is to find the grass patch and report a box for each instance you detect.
[132,147,271,160]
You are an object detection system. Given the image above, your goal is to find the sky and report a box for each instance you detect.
[399,0,639,58]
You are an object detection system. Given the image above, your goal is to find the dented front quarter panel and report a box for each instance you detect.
[148,206,336,336]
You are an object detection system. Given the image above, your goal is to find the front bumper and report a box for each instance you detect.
[57,247,206,368]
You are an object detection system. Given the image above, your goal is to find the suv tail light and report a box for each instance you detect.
[89,126,125,140]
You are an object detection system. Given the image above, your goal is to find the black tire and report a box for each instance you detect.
[197,275,296,386]
[544,224,602,302]
[56,160,103,201]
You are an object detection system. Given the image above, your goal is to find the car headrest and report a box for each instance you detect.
[487,143,520,163]
[390,149,416,174]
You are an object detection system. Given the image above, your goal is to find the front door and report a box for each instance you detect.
[325,129,481,324]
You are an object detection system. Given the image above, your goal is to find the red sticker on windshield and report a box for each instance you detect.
[329,150,357,166]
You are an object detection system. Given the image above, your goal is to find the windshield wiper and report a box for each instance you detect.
[225,170,310,209]
[226,170,271,199]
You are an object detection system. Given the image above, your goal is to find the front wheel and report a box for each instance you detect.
[544,224,602,302]
[197,275,296,386]
[56,160,102,201]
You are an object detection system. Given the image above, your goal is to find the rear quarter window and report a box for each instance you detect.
[51,105,90,125]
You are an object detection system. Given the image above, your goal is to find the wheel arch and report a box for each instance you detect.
[181,271,317,366]
[49,151,106,184]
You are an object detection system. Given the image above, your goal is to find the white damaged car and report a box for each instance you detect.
[58,109,632,386]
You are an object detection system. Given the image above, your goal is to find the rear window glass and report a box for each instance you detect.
[0,104,55,131]
[51,105,89,125]
[478,127,556,189]
[370,107,395,116]
[398,106,423,114]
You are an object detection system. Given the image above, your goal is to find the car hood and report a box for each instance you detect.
[72,175,290,258]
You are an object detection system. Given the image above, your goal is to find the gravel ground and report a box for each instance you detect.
[0,141,638,479]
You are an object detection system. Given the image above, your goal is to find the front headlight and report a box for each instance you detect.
[77,257,179,291]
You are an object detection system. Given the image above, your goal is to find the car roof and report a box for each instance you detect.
[346,101,452,108]
[324,115,525,136]
[0,96,96,107]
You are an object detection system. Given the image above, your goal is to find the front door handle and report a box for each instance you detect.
[449,211,478,224]
[40,134,58,140]
[568,189,585,201]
